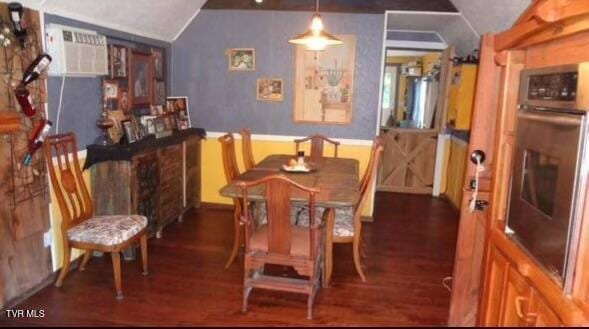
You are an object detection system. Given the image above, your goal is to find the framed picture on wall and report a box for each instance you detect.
[154,81,166,106]
[151,47,164,81]
[227,48,255,71]
[110,45,128,78]
[103,79,120,110]
[293,34,356,125]
[257,78,283,102]
[130,50,154,108]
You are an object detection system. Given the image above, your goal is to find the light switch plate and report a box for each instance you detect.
[43,230,52,248]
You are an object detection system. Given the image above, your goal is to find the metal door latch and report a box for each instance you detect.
[469,199,489,211]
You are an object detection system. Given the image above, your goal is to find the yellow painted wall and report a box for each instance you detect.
[421,52,441,75]
[201,137,374,215]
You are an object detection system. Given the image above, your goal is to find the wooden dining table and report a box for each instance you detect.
[219,154,361,284]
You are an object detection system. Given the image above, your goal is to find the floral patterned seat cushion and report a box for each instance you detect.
[250,202,355,237]
[67,215,147,246]
[296,206,355,237]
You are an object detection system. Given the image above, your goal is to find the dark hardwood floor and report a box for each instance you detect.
[0,192,459,326]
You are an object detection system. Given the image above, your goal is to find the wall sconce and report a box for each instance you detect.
[7,2,27,48]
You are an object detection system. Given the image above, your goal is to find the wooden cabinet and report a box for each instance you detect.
[91,133,202,236]
[443,135,468,209]
[481,244,564,327]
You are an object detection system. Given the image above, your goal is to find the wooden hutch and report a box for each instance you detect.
[448,0,589,326]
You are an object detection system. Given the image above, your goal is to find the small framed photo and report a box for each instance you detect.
[130,50,154,108]
[110,45,128,78]
[141,115,157,135]
[121,119,137,144]
[163,115,173,131]
[107,110,126,143]
[257,78,283,102]
[154,81,166,106]
[103,80,120,110]
[228,48,255,71]
[120,91,129,113]
[154,117,166,133]
[166,96,191,127]
[151,48,164,81]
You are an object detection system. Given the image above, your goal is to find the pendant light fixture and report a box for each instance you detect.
[288,0,343,51]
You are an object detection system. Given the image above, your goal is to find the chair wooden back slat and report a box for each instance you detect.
[238,175,319,260]
[240,128,256,171]
[44,133,93,230]
[218,133,240,182]
[294,134,340,159]
[355,138,384,217]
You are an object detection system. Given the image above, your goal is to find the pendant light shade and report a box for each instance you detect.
[288,2,343,51]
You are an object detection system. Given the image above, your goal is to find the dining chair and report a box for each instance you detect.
[218,133,245,269]
[44,133,148,300]
[240,128,256,171]
[294,134,341,159]
[296,137,384,283]
[238,174,326,320]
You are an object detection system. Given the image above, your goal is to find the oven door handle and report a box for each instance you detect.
[518,111,583,127]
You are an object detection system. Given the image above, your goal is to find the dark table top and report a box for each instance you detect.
[219,155,360,208]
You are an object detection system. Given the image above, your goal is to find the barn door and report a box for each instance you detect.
[377,46,454,195]
[377,128,438,194]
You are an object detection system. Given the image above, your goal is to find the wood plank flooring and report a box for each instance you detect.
[0,192,459,326]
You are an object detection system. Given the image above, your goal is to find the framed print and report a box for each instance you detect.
[293,34,356,125]
[120,91,129,113]
[154,81,166,106]
[103,80,120,110]
[107,110,126,143]
[154,117,165,133]
[110,45,128,78]
[166,96,191,127]
[151,47,164,81]
[163,115,173,131]
[130,50,154,108]
[121,119,137,143]
[228,48,255,71]
[257,78,283,102]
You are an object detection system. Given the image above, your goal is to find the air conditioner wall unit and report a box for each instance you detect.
[45,24,108,77]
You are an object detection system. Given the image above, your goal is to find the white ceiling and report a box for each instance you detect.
[4,1,531,42]
[449,0,531,34]
[3,0,206,41]
[386,12,480,55]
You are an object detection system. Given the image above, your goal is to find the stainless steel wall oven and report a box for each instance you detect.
[507,64,589,292]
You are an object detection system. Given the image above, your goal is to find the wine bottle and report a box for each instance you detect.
[14,84,36,116]
[21,53,52,86]
[23,119,52,166]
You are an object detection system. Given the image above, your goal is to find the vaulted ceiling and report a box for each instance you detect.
[2,0,531,41]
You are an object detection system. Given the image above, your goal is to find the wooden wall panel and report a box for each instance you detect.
[0,5,52,308]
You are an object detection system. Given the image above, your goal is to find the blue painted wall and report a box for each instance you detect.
[44,14,172,149]
[172,10,384,140]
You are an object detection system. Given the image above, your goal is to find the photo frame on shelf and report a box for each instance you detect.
[121,119,137,144]
[257,78,284,102]
[106,110,126,143]
[227,48,255,71]
[103,79,120,110]
[110,45,128,79]
[130,50,154,108]
[166,96,191,128]
[151,47,164,81]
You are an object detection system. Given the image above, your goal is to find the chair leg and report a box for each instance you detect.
[78,249,92,271]
[225,207,242,269]
[353,235,367,282]
[325,209,335,286]
[111,252,123,300]
[242,286,253,313]
[140,234,149,276]
[55,246,72,287]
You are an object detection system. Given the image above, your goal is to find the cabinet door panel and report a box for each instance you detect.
[529,291,563,327]
[500,267,533,326]
[481,246,511,326]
